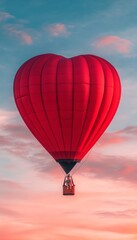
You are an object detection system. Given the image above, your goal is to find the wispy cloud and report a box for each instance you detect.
[0,109,17,124]
[5,25,33,45]
[0,11,33,45]
[46,23,69,37]
[1,109,137,183]
[1,192,137,240]
[117,126,137,136]
[94,35,132,54]
[81,154,137,184]
[0,179,26,200]
[97,126,137,147]
[0,179,24,190]
[0,11,14,22]
[0,109,54,172]
[0,205,20,217]
[97,209,137,219]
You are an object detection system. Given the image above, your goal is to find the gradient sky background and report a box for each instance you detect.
[1,0,137,239]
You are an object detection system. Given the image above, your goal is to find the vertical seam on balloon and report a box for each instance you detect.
[83,96,115,153]
[82,57,115,155]
[39,55,63,155]
[88,57,108,146]
[17,57,52,150]
[55,58,67,159]
[16,98,48,149]
[79,56,106,155]
[90,57,115,139]
[26,56,58,150]
[70,58,74,159]
[75,55,91,152]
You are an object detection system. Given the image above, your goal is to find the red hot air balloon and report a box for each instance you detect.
[14,54,121,195]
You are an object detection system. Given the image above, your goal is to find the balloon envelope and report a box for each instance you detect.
[14,54,121,173]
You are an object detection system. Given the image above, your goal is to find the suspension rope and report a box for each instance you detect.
[71,152,90,176]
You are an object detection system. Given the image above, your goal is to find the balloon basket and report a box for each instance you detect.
[63,174,75,195]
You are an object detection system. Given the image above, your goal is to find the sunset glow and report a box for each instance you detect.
[1,1,137,240]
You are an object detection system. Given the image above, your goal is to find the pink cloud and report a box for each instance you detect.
[47,23,69,37]
[1,110,137,240]
[0,179,24,190]
[0,165,137,240]
[96,126,137,147]
[5,26,33,45]
[95,35,131,54]
[21,32,33,44]
[97,132,127,147]
[0,122,55,173]
[1,109,137,185]
[0,206,20,217]
[0,109,17,124]
[0,11,14,22]
[0,179,26,201]
[97,209,137,219]
[80,153,137,184]
[1,188,137,240]
[117,126,137,136]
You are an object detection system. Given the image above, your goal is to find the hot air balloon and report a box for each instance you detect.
[13,54,121,195]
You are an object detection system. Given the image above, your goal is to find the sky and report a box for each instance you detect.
[0,0,137,239]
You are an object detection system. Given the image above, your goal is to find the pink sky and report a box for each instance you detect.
[1,174,137,240]
[1,110,137,240]
[1,1,137,239]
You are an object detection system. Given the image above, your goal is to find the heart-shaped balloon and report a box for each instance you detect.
[14,54,121,173]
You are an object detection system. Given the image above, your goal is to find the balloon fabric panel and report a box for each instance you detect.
[14,54,121,173]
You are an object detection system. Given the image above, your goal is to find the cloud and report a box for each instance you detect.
[96,132,127,147]
[0,109,54,173]
[0,179,26,200]
[0,11,33,45]
[0,11,14,22]
[0,171,137,240]
[80,154,137,184]
[96,209,137,219]
[0,206,20,217]
[21,32,33,44]
[117,126,137,136]
[47,23,69,37]
[94,35,132,54]
[0,122,54,170]
[0,109,17,124]
[0,179,24,190]
[97,126,137,147]
[1,109,137,184]
[5,25,33,45]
